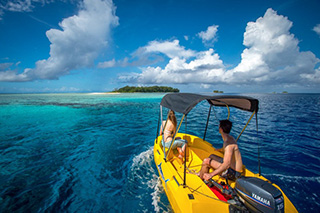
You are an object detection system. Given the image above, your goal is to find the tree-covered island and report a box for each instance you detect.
[112,86,179,93]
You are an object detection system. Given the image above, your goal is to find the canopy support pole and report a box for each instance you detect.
[235,111,256,142]
[156,106,160,144]
[183,115,187,188]
[203,105,212,141]
[256,113,261,176]
[226,104,230,120]
[160,105,163,126]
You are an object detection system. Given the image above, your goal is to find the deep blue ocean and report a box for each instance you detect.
[0,93,319,212]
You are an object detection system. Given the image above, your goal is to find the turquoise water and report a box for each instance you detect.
[1,93,319,212]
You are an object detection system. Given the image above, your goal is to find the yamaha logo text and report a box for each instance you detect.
[252,193,271,206]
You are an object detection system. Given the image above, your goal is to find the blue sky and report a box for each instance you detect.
[0,0,320,93]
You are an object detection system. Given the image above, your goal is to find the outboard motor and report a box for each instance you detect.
[234,177,284,213]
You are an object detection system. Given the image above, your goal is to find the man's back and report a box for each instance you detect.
[223,135,243,172]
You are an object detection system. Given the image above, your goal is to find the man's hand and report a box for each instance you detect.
[203,172,214,181]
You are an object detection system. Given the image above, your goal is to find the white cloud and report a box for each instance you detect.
[229,8,319,84]
[0,0,119,81]
[119,8,320,89]
[313,24,320,36]
[94,39,195,70]
[200,83,211,89]
[301,66,320,83]
[119,48,226,84]
[1,0,33,12]
[0,0,30,20]
[0,0,63,25]
[142,39,196,59]
[97,59,116,68]
[198,25,219,46]
[0,0,49,20]
[0,69,29,81]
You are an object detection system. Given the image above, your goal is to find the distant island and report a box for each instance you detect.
[213,90,224,93]
[112,86,180,93]
[272,91,289,94]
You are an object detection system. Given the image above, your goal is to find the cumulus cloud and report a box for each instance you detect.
[0,69,29,81]
[119,8,320,88]
[0,0,118,81]
[119,48,226,84]
[301,66,320,83]
[141,40,196,59]
[313,24,320,36]
[198,25,219,46]
[98,39,195,69]
[229,8,319,84]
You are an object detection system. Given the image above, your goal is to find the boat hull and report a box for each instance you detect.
[154,133,297,213]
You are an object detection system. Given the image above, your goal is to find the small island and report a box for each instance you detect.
[112,86,179,93]
[213,90,224,93]
[272,91,289,94]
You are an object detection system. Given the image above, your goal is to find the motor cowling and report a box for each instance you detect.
[235,177,284,213]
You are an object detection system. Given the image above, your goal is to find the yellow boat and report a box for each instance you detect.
[154,93,297,212]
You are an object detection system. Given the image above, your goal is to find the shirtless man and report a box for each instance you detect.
[199,120,243,181]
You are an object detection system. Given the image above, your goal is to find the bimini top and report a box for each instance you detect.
[160,93,259,115]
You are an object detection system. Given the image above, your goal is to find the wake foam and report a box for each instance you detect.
[129,146,170,212]
[128,146,170,212]
[150,177,163,212]
[131,147,154,172]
